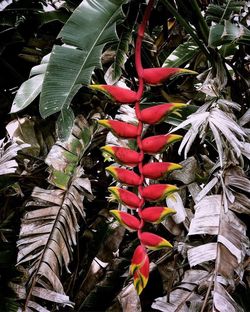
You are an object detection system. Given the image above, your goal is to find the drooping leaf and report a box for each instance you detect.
[17,116,95,310]
[105,27,132,84]
[56,107,75,141]
[10,54,50,113]
[171,103,246,161]
[209,20,250,47]
[187,195,248,310]
[39,0,126,119]
[0,138,29,177]
[152,270,208,311]
[162,39,199,68]
[206,2,246,24]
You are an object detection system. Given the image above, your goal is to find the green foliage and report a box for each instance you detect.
[162,39,199,68]
[209,20,250,47]
[1,0,250,311]
[39,0,127,139]
[10,54,50,113]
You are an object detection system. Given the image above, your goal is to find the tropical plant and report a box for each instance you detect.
[0,0,249,311]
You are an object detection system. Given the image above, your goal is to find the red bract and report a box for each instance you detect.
[142,162,182,179]
[101,146,140,167]
[98,120,138,138]
[140,103,186,124]
[130,245,149,295]
[89,85,137,103]
[139,232,172,250]
[108,187,140,209]
[141,184,178,202]
[141,207,176,224]
[110,210,140,231]
[142,67,197,85]
[141,134,182,154]
[130,245,146,274]
[133,256,149,295]
[106,166,141,186]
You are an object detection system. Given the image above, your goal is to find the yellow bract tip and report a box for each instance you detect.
[105,166,117,177]
[160,239,173,248]
[170,163,182,171]
[101,145,113,153]
[179,68,198,75]
[98,119,110,128]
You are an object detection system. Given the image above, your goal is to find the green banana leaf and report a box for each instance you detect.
[39,0,126,121]
[209,20,250,47]
[10,54,50,113]
[162,39,199,68]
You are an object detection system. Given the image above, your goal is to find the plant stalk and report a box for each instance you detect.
[162,0,212,63]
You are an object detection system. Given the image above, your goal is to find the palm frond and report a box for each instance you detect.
[172,101,247,165]
[0,138,29,177]
[188,195,248,310]
[152,270,209,311]
[17,116,95,311]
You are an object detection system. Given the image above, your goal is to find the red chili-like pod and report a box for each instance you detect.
[130,245,149,295]
[108,187,141,209]
[89,85,137,104]
[141,207,176,224]
[142,162,182,179]
[141,184,178,202]
[140,103,187,124]
[139,232,172,250]
[98,120,138,138]
[142,68,197,86]
[110,210,140,231]
[141,134,182,154]
[106,166,141,186]
[101,146,141,167]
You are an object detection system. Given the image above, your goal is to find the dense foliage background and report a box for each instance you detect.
[0,0,250,311]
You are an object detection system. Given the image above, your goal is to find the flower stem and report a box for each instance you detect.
[134,0,155,237]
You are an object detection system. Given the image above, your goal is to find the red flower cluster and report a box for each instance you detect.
[90,0,195,295]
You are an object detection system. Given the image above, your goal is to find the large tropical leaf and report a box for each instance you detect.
[39,0,126,120]
[206,1,247,24]
[152,270,209,311]
[16,116,95,311]
[209,20,250,47]
[105,26,132,84]
[0,138,28,177]
[171,101,246,165]
[187,195,248,311]
[162,38,199,68]
[10,54,50,113]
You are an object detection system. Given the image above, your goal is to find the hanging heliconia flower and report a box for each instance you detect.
[110,210,140,231]
[89,85,138,104]
[108,186,141,209]
[140,103,187,124]
[141,184,178,202]
[98,120,138,138]
[141,207,176,224]
[139,232,173,250]
[141,134,182,154]
[93,0,196,295]
[105,166,141,186]
[101,146,141,167]
[142,162,182,179]
[142,68,197,86]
